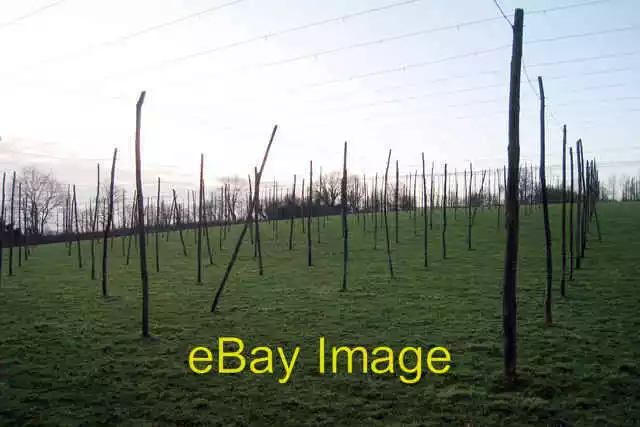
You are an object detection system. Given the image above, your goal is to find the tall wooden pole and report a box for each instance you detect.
[8,172,16,276]
[134,91,150,338]
[421,154,428,267]
[197,154,204,284]
[538,77,553,326]
[308,160,313,267]
[442,163,447,259]
[102,148,117,297]
[383,150,394,279]
[561,125,567,296]
[341,142,348,291]
[503,8,524,381]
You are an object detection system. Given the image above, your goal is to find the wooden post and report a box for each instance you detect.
[156,177,160,272]
[134,91,150,338]
[308,160,313,267]
[576,140,582,270]
[341,142,348,291]
[503,8,524,381]
[255,168,263,276]
[301,179,305,234]
[468,162,473,250]
[413,170,418,235]
[429,162,434,230]
[197,154,204,284]
[289,175,296,251]
[538,77,553,326]
[202,183,214,266]
[122,189,126,256]
[72,185,82,269]
[0,173,5,286]
[442,163,448,259]
[373,173,378,250]
[91,164,100,280]
[383,150,394,279]
[395,160,399,244]
[172,189,188,256]
[421,153,428,267]
[102,148,117,297]
[561,125,567,296]
[8,172,16,276]
[126,191,137,265]
[17,183,22,268]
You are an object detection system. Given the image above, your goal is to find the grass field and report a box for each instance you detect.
[1,202,639,426]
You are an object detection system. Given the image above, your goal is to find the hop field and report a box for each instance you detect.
[1,203,639,426]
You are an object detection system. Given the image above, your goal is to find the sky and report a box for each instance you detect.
[0,0,638,204]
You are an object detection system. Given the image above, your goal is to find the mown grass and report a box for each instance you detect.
[1,202,639,426]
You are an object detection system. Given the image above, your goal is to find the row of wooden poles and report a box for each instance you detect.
[51,159,586,241]
[0,8,607,384]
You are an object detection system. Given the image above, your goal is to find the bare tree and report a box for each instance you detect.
[218,176,246,221]
[347,174,365,210]
[607,175,617,201]
[18,166,65,234]
[318,171,341,206]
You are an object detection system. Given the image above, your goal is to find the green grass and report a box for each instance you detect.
[1,203,639,426]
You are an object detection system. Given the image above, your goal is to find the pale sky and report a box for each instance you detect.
[0,0,638,203]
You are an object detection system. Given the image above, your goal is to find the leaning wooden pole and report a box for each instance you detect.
[503,8,523,382]
[211,125,278,313]
[341,142,348,292]
[538,77,553,326]
[172,189,188,256]
[102,148,117,297]
[134,91,150,338]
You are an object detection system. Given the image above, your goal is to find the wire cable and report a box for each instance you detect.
[0,0,69,31]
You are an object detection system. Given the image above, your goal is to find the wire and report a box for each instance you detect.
[527,24,640,46]
[14,0,248,70]
[105,0,427,78]
[82,0,630,87]
[492,0,512,26]
[0,0,68,31]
